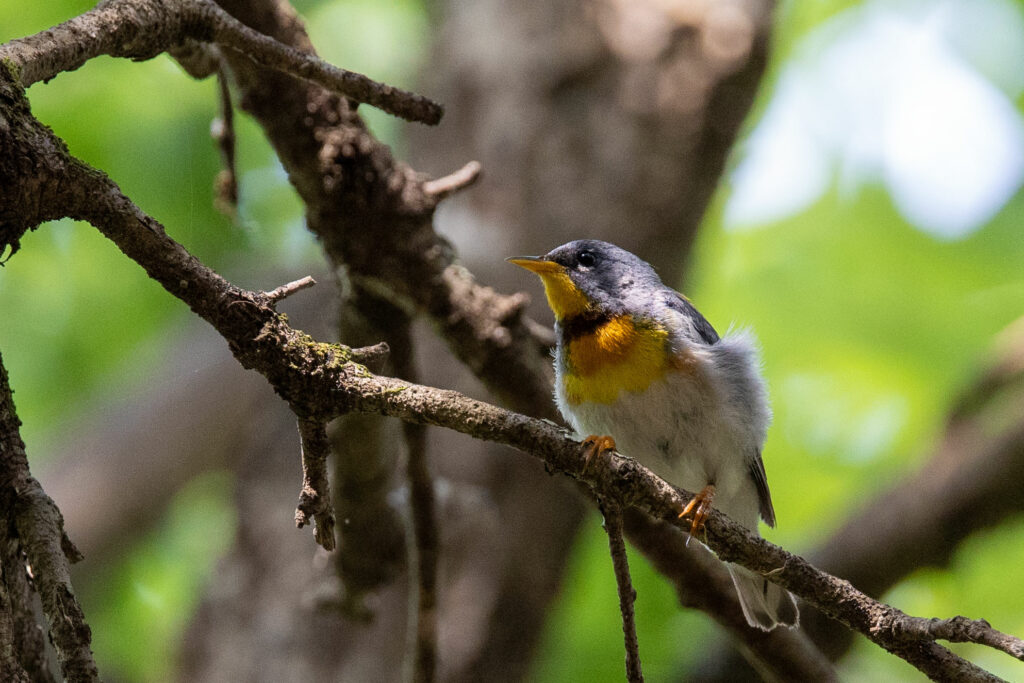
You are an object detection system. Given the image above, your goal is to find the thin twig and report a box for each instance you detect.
[384,308,439,683]
[422,161,482,201]
[602,503,644,683]
[264,275,317,304]
[207,3,443,124]
[404,418,437,683]
[211,67,239,215]
[295,418,336,551]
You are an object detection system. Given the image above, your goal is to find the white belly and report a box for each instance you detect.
[557,366,762,531]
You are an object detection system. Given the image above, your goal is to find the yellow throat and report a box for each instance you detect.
[506,258,590,319]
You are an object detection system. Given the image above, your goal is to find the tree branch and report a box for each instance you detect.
[623,510,839,682]
[0,352,98,682]
[211,0,555,421]
[264,275,317,304]
[211,66,239,213]
[294,418,336,551]
[387,318,440,683]
[421,161,482,201]
[601,503,643,683]
[801,317,1024,658]
[902,617,1023,662]
[0,0,442,124]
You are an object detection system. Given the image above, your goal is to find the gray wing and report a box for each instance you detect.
[749,450,776,527]
[664,291,719,345]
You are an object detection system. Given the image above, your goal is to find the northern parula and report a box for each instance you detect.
[509,239,798,631]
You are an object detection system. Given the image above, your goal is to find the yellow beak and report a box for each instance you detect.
[506,255,590,318]
[505,256,562,274]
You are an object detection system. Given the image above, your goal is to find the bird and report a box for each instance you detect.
[508,239,798,631]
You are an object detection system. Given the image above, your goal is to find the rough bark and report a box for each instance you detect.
[0,349,96,682]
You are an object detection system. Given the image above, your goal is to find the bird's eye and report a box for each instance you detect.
[577,251,596,268]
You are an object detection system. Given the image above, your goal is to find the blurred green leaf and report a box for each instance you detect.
[82,471,236,683]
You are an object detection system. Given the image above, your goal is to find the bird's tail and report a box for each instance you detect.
[727,564,799,631]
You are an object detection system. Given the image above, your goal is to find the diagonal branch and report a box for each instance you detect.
[0,0,442,124]
[622,510,839,682]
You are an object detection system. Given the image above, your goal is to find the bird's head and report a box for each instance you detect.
[507,240,661,321]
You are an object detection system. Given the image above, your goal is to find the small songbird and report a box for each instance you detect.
[508,239,798,630]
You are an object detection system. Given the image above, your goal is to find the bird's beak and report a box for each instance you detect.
[506,255,562,274]
[507,254,589,318]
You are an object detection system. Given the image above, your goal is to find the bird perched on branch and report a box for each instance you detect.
[509,239,798,630]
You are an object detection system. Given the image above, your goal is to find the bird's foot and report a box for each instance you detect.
[678,484,716,538]
[580,435,616,472]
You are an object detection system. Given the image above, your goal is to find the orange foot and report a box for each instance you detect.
[580,435,616,472]
[679,484,716,538]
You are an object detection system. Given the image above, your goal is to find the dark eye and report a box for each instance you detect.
[577,250,596,268]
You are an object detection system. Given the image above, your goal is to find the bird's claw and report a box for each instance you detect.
[679,484,716,538]
[580,434,616,472]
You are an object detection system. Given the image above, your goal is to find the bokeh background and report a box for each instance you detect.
[2,0,1023,680]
